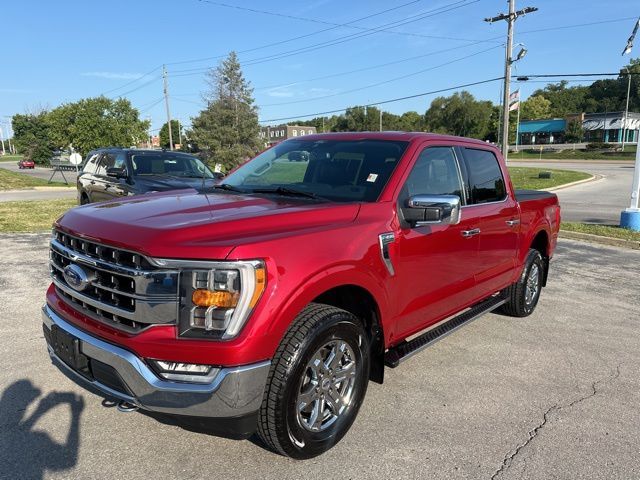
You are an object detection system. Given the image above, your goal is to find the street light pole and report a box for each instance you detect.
[162,65,174,151]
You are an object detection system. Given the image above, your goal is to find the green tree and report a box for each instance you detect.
[159,120,181,148]
[520,95,551,120]
[565,118,584,143]
[424,91,494,139]
[46,96,149,155]
[11,112,54,164]
[190,52,261,170]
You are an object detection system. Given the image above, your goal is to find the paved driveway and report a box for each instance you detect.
[0,235,638,479]
[509,160,635,224]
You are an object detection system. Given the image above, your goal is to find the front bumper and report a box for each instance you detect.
[42,304,270,419]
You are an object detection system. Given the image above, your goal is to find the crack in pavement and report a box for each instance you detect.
[490,364,622,480]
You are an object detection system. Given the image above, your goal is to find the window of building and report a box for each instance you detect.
[270,131,274,138]
[292,129,298,136]
[462,148,506,204]
[281,129,285,136]
[308,130,313,135]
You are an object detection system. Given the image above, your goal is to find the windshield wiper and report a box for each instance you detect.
[251,186,326,200]
[211,183,246,193]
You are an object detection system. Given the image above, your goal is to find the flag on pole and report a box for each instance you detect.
[509,89,520,111]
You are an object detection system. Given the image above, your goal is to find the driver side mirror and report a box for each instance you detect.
[106,167,127,179]
[402,194,461,227]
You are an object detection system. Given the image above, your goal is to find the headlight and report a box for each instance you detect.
[177,261,266,340]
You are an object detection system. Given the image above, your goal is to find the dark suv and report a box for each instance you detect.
[77,148,222,204]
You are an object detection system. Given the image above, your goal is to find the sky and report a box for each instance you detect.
[1,0,639,135]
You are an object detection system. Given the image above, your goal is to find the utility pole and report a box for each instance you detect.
[379,109,383,131]
[177,119,183,148]
[162,65,174,151]
[485,1,537,160]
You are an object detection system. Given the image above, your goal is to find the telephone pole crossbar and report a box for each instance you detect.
[485,2,538,160]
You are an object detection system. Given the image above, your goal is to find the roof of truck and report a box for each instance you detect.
[292,131,494,146]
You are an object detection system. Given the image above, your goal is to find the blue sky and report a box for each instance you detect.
[2,0,639,134]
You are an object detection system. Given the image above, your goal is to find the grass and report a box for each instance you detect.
[0,199,77,233]
[0,168,69,190]
[509,146,636,161]
[561,222,640,242]
[0,154,24,162]
[508,167,590,190]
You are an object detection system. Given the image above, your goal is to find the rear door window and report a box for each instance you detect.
[462,148,506,204]
[83,153,100,174]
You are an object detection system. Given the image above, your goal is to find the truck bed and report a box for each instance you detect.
[515,189,557,202]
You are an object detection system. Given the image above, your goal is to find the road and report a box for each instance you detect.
[509,160,634,224]
[0,162,79,183]
[1,234,638,480]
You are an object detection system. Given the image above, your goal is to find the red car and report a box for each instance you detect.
[18,159,35,169]
[43,132,560,458]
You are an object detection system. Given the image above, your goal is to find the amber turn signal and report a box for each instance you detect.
[249,268,266,307]
[192,289,239,308]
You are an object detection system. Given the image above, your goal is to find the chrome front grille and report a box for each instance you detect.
[50,230,179,332]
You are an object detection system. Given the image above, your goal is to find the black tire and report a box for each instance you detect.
[80,193,90,205]
[500,249,545,317]
[257,303,370,459]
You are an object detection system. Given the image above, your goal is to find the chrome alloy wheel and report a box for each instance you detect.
[524,263,540,306]
[296,340,357,432]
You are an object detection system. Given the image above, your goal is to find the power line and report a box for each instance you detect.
[259,77,505,123]
[138,97,165,113]
[260,44,503,107]
[168,0,482,69]
[109,76,160,99]
[100,65,162,96]
[519,16,638,35]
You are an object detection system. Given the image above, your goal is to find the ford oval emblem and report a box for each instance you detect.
[63,264,91,292]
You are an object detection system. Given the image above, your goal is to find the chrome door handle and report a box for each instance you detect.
[505,219,520,226]
[461,228,481,238]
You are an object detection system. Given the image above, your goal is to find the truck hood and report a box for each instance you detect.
[55,190,360,260]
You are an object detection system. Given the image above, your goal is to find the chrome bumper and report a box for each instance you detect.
[42,304,270,418]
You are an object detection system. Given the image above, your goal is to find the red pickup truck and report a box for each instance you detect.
[43,132,560,458]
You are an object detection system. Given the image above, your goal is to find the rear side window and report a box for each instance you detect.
[463,148,506,204]
[83,154,100,174]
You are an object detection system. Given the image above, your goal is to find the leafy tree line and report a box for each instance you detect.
[12,97,148,163]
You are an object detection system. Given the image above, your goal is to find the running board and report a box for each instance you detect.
[384,294,506,368]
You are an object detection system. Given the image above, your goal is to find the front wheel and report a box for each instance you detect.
[500,249,545,317]
[257,303,370,459]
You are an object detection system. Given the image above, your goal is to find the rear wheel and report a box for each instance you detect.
[80,193,90,205]
[500,249,544,317]
[257,303,370,459]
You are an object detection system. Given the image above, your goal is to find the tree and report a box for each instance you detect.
[159,120,181,148]
[46,96,149,155]
[190,52,261,170]
[11,112,53,164]
[424,91,494,140]
[565,118,584,143]
[520,95,551,120]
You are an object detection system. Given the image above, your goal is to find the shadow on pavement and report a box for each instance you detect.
[0,380,84,480]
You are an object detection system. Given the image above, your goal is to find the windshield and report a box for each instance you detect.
[130,152,215,178]
[222,139,408,202]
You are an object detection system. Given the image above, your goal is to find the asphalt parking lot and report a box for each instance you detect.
[1,234,638,480]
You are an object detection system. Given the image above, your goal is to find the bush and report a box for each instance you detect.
[585,142,614,150]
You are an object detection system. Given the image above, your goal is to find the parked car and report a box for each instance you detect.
[43,132,560,458]
[18,159,35,169]
[77,148,223,204]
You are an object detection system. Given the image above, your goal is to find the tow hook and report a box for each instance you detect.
[116,400,139,413]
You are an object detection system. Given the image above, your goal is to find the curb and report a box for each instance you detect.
[1,186,75,193]
[559,230,640,250]
[546,174,601,192]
